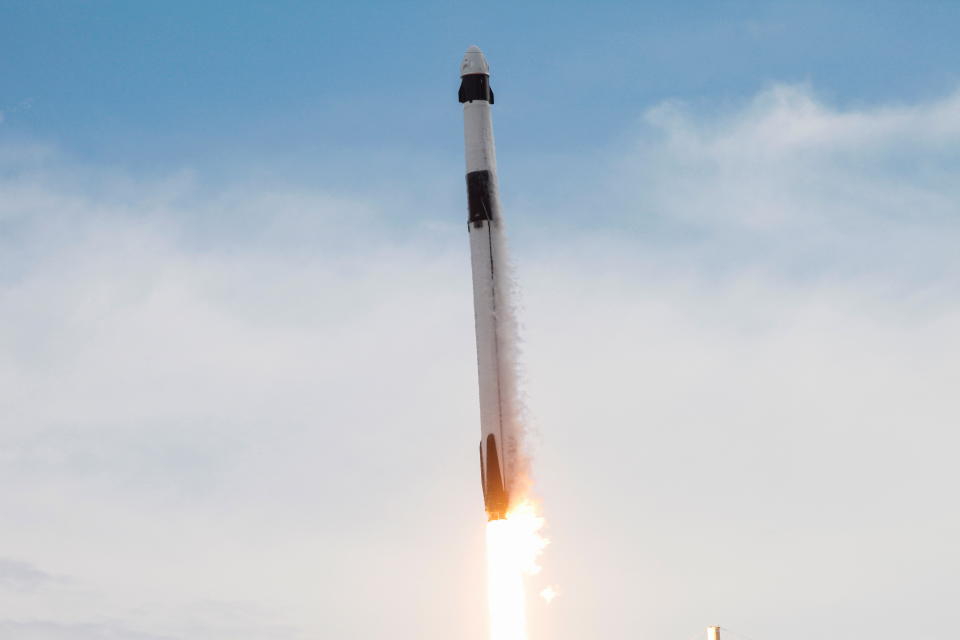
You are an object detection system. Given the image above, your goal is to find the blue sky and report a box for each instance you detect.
[2,3,960,640]
[3,0,959,168]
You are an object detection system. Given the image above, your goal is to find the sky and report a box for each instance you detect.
[2,2,960,639]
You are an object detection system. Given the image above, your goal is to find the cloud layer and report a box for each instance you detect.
[2,86,959,640]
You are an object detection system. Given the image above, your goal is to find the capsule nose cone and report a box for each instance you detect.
[460,45,490,76]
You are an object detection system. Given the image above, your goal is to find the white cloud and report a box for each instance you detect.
[565,85,960,297]
[633,84,960,228]
[0,558,62,591]
[1,86,959,640]
[0,621,175,640]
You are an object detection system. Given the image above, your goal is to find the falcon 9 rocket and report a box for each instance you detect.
[459,46,520,522]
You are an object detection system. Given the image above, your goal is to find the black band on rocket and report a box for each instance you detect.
[466,170,496,225]
[459,74,495,104]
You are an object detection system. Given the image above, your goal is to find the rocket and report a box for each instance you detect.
[460,46,516,521]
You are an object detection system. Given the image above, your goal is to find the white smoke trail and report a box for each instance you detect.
[488,218,534,505]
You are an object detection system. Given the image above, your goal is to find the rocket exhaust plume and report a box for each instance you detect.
[485,502,548,640]
[460,46,550,640]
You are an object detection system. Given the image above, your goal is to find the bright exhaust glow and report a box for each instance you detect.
[485,499,549,640]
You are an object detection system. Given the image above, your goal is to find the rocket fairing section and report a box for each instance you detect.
[460,46,515,522]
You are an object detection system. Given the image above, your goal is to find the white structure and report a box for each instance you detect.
[460,45,520,521]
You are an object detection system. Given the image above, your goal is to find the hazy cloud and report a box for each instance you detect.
[0,558,59,591]
[2,85,958,639]
[635,84,960,229]
[0,621,176,640]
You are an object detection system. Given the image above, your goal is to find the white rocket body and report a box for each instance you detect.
[460,46,519,521]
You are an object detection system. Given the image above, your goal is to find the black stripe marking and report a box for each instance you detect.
[459,74,494,104]
[479,442,486,502]
[466,170,497,226]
